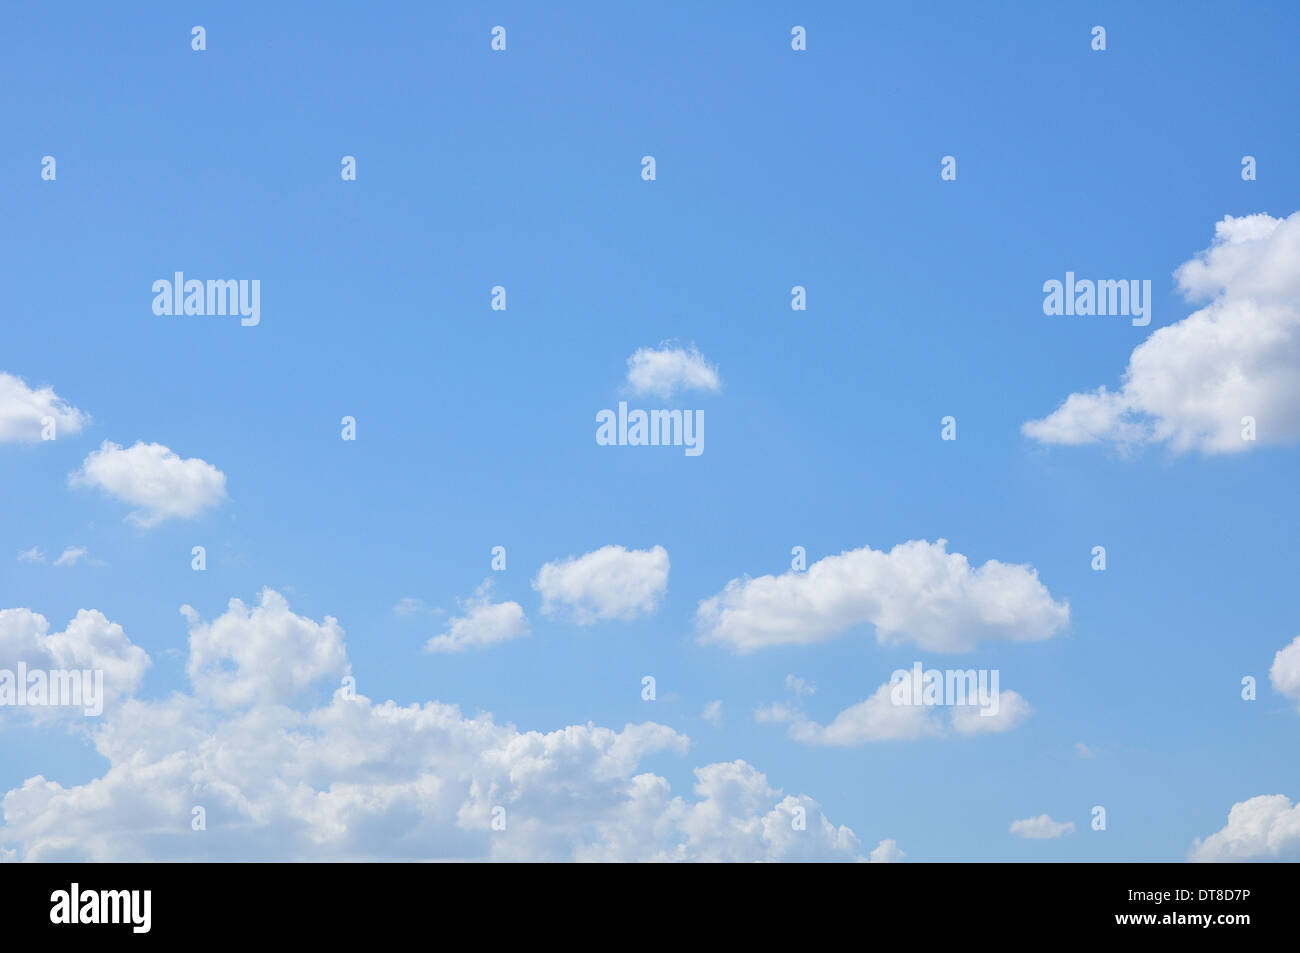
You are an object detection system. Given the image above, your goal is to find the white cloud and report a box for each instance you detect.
[1269,634,1300,708]
[53,547,88,568]
[0,590,864,862]
[425,583,529,654]
[0,373,89,443]
[625,344,720,399]
[785,674,816,697]
[182,588,349,709]
[1024,211,1300,454]
[70,441,228,527]
[698,539,1068,653]
[701,700,723,727]
[393,597,441,618]
[533,544,670,624]
[1010,814,1076,840]
[869,838,906,863]
[758,685,939,745]
[950,691,1031,735]
[1075,742,1096,758]
[582,759,860,863]
[16,547,93,568]
[757,671,1029,746]
[0,607,150,713]
[1190,794,1300,861]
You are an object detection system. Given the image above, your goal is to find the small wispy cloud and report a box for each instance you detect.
[1010,814,1076,840]
[785,674,816,697]
[53,546,89,567]
[17,546,95,567]
[0,372,90,443]
[393,596,440,618]
[625,344,720,399]
[425,581,529,654]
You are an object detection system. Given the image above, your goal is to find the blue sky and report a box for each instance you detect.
[2,1,1299,861]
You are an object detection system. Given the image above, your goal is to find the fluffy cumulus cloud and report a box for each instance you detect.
[425,582,529,654]
[757,670,1030,746]
[0,373,89,443]
[0,588,880,862]
[183,589,349,710]
[1009,814,1076,840]
[1189,794,1300,861]
[869,838,906,863]
[1024,211,1300,454]
[533,544,670,624]
[1269,634,1300,708]
[698,539,1068,653]
[69,441,227,527]
[0,607,150,714]
[625,344,720,398]
[574,759,863,863]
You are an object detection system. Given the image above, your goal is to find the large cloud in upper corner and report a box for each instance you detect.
[1189,794,1300,861]
[1023,211,1300,454]
[69,440,228,527]
[698,539,1068,653]
[625,344,720,399]
[0,373,89,443]
[533,545,669,624]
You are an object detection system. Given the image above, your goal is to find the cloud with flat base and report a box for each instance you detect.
[1010,814,1076,840]
[1190,794,1300,861]
[624,344,720,399]
[70,441,228,527]
[698,539,1068,654]
[533,544,669,625]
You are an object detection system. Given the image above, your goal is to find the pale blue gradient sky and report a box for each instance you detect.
[2,1,1298,860]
